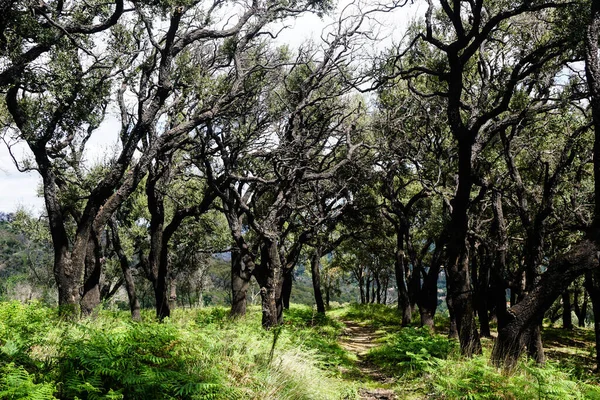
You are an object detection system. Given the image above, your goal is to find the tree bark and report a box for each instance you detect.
[169,275,177,312]
[109,219,141,321]
[358,268,365,304]
[282,267,293,310]
[255,238,283,328]
[492,240,598,368]
[444,136,481,356]
[562,289,573,330]
[80,234,102,316]
[231,248,254,317]
[573,283,588,327]
[586,271,600,371]
[476,244,492,338]
[395,232,412,325]
[418,240,443,329]
[310,247,326,313]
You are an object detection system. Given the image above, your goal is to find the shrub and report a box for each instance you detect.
[365,327,456,376]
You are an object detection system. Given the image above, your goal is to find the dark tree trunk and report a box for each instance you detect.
[144,154,216,321]
[476,244,491,338]
[446,287,459,339]
[521,222,546,362]
[151,227,171,321]
[584,0,600,370]
[574,284,588,327]
[109,219,141,321]
[80,235,102,316]
[310,247,326,313]
[582,291,589,327]
[146,158,170,321]
[358,270,365,304]
[418,242,443,329]
[370,277,376,304]
[395,232,412,325]
[444,138,481,356]
[365,273,371,304]
[231,249,248,316]
[230,248,253,317]
[255,238,283,328]
[562,289,573,330]
[282,268,293,310]
[169,275,177,312]
[585,271,600,370]
[492,240,598,368]
[375,274,381,304]
[490,190,509,330]
[526,323,545,364]
[383,276,389,305]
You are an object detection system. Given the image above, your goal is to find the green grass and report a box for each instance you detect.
[2,301,600,400]
[0,301,357,400]
[364,326,457,377]
[329,303,404,331]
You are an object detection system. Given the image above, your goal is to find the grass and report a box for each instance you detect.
[1,301,600,399]
[329,303,404,331]
[0,301,357,400]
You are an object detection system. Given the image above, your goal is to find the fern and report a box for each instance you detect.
[0,363,57,400]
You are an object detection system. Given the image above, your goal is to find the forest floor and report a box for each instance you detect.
[329,305,600,399]
[339,320,397,399]
[1,301,600,399]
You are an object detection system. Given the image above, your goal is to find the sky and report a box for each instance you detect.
[0,0,424,215]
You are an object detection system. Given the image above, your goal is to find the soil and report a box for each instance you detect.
[339,320,397,400]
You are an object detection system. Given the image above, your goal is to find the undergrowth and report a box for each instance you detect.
[360,315,600,399]
[0,301,356,400]
[329,303,403,331]
[2,301,600,400]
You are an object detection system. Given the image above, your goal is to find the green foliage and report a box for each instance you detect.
[0,212,54,303]
[428,357,600,400]
[332,303,403,330]
[0,302,356,400]
[56,320,225,399]
[283,306,356,372]
[365,327,456,377]
[3,301,600,400]
[0,364,57,400]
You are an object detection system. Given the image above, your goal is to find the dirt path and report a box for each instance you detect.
[339,321,397,400]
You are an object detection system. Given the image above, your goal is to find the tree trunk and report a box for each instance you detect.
[282,267,293,310]
[562,289,573,330]
[383,276,389,305]
[365,273,371,304]
[585,271,600,371]
[169,275,177,312]
[395,232,411,325]
[489,190,509,330]
[310,247,326,314]
[109,219,141,321]
[584,0,600,371]
[418,242,443,329]
[477,245,492,338]
[574,287,588,328]
[230,248,254,317]
[444,139,481,356]
[375,273,381,304]
[255,238,283,329]
[371,277,376,304]
[492,240,598,368]
[358,270,365,304]
[80,235,102,316]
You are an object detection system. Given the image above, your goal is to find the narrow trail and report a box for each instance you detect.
[339,320,397,400]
